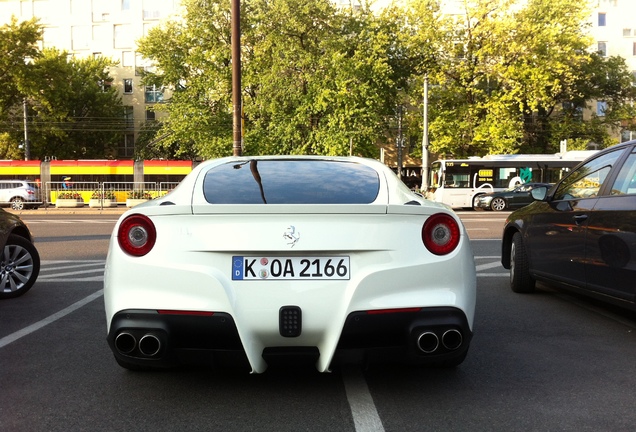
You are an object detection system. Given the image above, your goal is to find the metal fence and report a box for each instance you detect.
[0,180,181,210]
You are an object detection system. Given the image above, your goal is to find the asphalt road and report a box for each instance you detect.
[1,211,636,431]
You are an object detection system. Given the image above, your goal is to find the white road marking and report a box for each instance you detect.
[0,290,103,349]
[38,260,106,282]
[343,367,385,432]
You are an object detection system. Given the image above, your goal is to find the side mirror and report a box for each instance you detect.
[531,186,548,201]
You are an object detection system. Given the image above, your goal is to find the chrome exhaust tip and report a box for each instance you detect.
[417,331,439,353]
[138,334,162,357]
[115,332,136,354]
[442,329,463,351]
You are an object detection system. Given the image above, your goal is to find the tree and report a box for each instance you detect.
[0,17,41,159]
[136,0,234,159]
[137,0,410,158]
[21,49,124,159]
[405,0,635,157]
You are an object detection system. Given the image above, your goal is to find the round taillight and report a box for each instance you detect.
[422,213,461,255]
[117,214,156,257]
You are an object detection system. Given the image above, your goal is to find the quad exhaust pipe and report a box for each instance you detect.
[114,332,162,357]
[416,329,463,354]
[139,334,162,357]
[115,332,136,354]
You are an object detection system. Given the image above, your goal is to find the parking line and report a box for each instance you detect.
[343,366,385,432]
[0,290,103,349]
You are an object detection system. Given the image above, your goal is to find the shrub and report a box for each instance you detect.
[91,190,116,199]
[57,192,82,200]
[127,190,153,200]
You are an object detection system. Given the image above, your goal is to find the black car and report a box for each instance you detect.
[0,209,40,299]
[501,141,636,309]
[475,182,553,211]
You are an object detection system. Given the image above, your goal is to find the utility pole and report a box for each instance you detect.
[421,74,429,190]
[23,99,30,160]
[397,104,403,180]
[231,0,242,156]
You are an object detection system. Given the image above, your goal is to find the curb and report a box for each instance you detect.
[5,206,128,216]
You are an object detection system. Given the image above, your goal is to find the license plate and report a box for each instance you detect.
[232,256,350,280]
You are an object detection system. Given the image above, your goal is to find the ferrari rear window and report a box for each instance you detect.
[203,159,380,204]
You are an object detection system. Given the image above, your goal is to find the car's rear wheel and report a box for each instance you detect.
[10,197,25,211]
[510,232,535,293]
[490,197,507,211]
[0,234,40,299]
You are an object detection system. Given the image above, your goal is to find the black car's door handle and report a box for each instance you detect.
[573,214,588,225]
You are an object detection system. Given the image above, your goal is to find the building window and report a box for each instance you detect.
[143,0,159,20]
[119,133,135,159]
[598,41,607,56]
[123,106,134,128]
[121,0,131,11]
[598,13,606,27]
[621,130,635,143]
[71,26,91,50]
[145,85,163,103]
[114,24,132,49]
[633,43,636,56]
[122,51,134,67]
[99,80,113,92]
[123,79,133,94]
[597,101,608,116]
[146,109,156,121]
[92,0,110,22]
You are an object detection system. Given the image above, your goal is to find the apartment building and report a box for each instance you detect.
[591,0,636,142]
[0,0,182,158]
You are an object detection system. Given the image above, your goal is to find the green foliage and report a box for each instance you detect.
[91,190,116,199]
[405,0,634,156]
[0,132,24,159]
[23,49,124,158]
[57,192,82,200]
[0,18,41,115]
[138,0,407,158]
[1,19,124,160]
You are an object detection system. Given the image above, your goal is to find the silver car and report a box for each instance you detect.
[0,180,40,210]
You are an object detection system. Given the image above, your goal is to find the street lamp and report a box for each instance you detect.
[421,74,429,190]
[23,98,31,161]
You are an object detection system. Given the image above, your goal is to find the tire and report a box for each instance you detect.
[10,197,25,211]
[0,234,41,299]
[490,197,507,211]
[510,232,535,293]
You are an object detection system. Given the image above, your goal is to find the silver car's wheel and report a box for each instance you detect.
[490,197,506,211]
[510,232,535,293]
[10,197,25,211]
[0,235,40,299]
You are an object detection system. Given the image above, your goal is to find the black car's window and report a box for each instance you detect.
[553,149,623,200]
[203,159,380,204]
[610,148,636,195]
